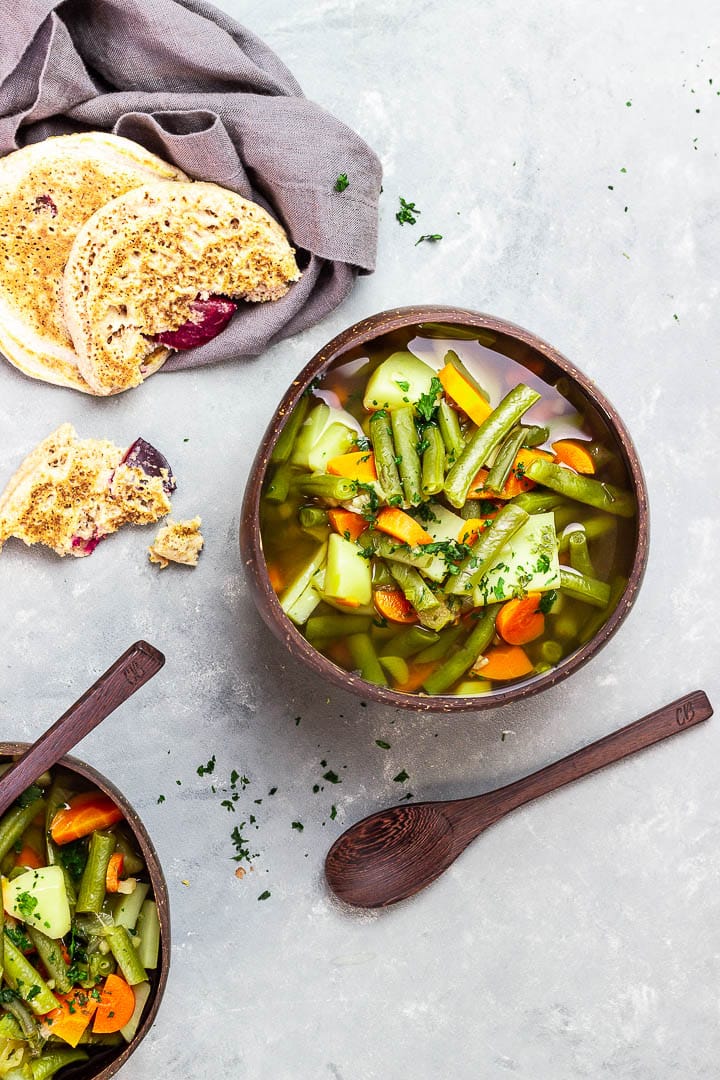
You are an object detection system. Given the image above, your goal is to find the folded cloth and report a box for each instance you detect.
[0,0,382,370]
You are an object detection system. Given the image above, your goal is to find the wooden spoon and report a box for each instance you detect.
[0,640,165,817]
[326,689,713,909]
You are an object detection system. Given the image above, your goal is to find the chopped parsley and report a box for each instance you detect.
[395,379,410,393]
[15,892,38,920]
[157,794,165,804]
[396,196,421,225]
[334,173,349,192]
[257,890,271,901]
[375,740,391,750]
[59,840,88,882]
[197,756,216,777]
[537,590,557,614]
[16,785,42,809]
[415,233,443,246]
[415,377,443,423]
[393,769,409,783]
[291,821,304,832]
[5,926,31,951]
[323,770,341,784]
[330,805,338,820]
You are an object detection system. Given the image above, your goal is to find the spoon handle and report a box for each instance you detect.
[466,689,712,830]
[0,641,165,817]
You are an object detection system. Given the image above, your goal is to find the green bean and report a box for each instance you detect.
[519,424,550,447]
[378,655,410,685]
[510,490,568,513]
[369,412,404,505]
[292,473,357,501]
[346,633,387,685]
[104,924,148,986]
[413,624,465,662]
[0,1011,23,1040]
[437,399,464,463]
[387,564,455,631]
[449,505,529,595]
[379,625,438,658]
[540,640,564,664]
[112,881,150,931]
[524,458,636,517]
[483,427,526,495]
[30,1049,89,1079]
[567,528,595,578]
[444,384,541,507]
[0,794,46,863]
[558,567,611,608]
[271,394,310,464]
[136,899,160,970]
[421,425,445,497]
[26,927,71,993]
[1,998,43,1057]
[370,533,446,582]
[87,951,116,983]
[0,766,51,787]
[264,461,294,503]
[443,350,490,400]
[371,559,394,588]
[298,507,330,530]
[3,934,58,1014]
[306,614,372,639]
[557,513,617,553]
[423,607,499,694]
[391,406,423,506]
[453,679,493,696]
[76,830,115,914]
[579,575,628,644]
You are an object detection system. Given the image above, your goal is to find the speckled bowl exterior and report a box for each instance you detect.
[0,744,170,1080]
[240,306,649,712]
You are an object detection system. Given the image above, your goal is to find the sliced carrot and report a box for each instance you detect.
[375,507,433,547]
[476,644,534,681]
[266,563,284,593]
[92,975,136,1034]
[43,989,99,1047]
[552,439,596,475]
[438,363,492,426]
[465,448,554,500]
[458,515,497,546]
[105,853,125,894]
[14,844,44,870]
[324,639,353,669]
[328,508,368,543]
[496,593,545,645]
[374,588,419,624]
[50,791,123,846]
[327,451,378,482]
[395,661,438,694]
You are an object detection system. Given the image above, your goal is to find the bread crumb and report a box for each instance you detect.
[234,867,245,880]
[149,517,203,568]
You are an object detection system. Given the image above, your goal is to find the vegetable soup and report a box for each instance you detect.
[260,322,637,697]
[0,763,159,1077]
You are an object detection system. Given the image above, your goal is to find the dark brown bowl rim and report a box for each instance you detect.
[0,744,170,1080]
[240,305,649,712]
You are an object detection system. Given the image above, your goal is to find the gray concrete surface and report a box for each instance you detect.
[1,1,719,1076]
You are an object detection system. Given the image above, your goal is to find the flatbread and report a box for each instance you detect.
[0,133,186,393]
[63,181,301,395]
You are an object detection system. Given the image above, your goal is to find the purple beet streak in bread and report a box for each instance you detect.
[155,296,238,350]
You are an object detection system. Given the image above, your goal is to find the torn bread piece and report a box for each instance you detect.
[0,133,187,392]
[148,517,204,568]
[0,425,174,557]
[63,181,301,395]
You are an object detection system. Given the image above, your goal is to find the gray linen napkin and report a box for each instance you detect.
[0,0,382,370]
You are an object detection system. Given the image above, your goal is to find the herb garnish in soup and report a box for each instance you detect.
[261,323,637,696]
[0,764,159,1075]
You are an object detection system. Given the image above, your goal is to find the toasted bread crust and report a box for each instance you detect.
[0,133,186,393]
[0,424,172,557]
[148,517,204,568]
[63,182,301,395]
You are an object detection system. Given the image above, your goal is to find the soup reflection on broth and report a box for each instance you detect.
[260,323,637,696]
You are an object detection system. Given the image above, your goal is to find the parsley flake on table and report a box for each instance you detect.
[291,821,304,832]
[393,769,409,783]
[415,233,443,246]
[396,196,421,225]
[258,890,271,901]
[323,770,341,784]
[197,755,216,777]
[334,173,349,192]
[375,740,391,750]
[330,805,338,820]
